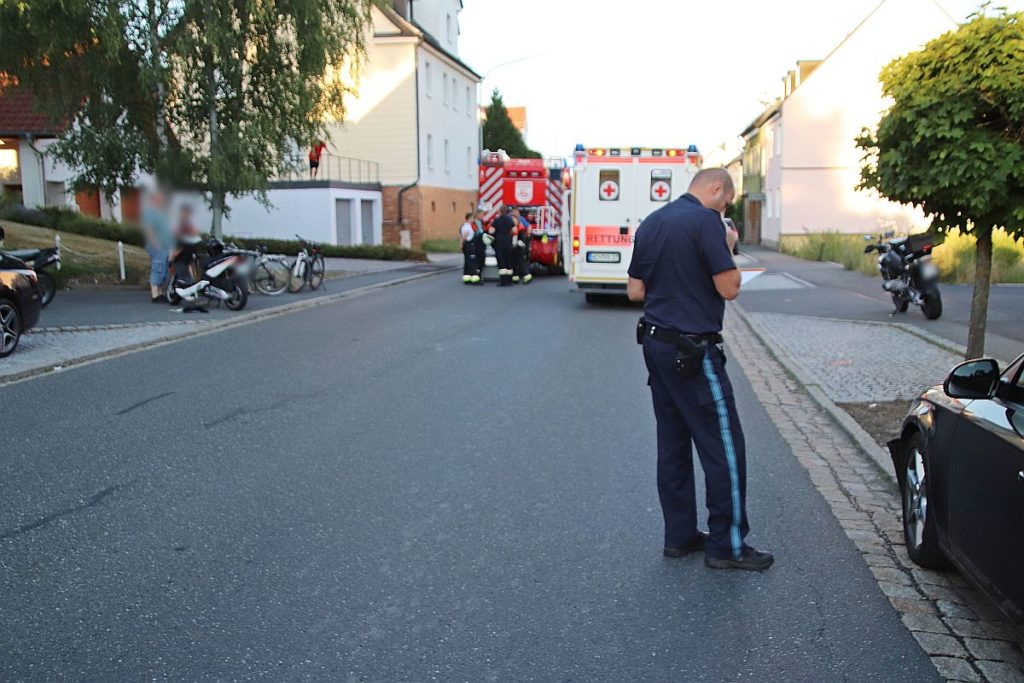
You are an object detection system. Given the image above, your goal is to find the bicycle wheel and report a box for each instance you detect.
[288,259,306,293]
[308,254,326,290]
[252,259,290,296]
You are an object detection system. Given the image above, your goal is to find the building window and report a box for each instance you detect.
[452,78,458,111]
[427,134,434,169]
[774,124,782,156]
[467,146,472,176]
[425,61,432,97]
[443,73,449,106]
[446,14,453,44]
[466,86,471,117]
[444,138,450,173]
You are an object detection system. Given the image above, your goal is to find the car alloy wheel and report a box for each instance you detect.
[0,301,22,356]
[904,447,928,550]
[900,434,947,568]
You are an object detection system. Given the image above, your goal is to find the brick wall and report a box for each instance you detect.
[419,186,477,242]
[382,185,423,248]
[381,184,478,247]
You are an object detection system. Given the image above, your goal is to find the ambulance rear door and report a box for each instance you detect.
[572,157,636,291]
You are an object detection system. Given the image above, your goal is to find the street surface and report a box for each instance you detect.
[739,246,1024,363]
[0,274,938,680]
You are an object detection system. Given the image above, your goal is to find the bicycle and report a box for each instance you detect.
[288,234,326,293]
[225,242,291,296]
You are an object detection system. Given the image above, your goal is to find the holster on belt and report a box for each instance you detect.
[637,317,709,379]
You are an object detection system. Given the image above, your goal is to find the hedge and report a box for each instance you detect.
[0,204,428,262]
[226,236,427,262]
[0,204,146,247]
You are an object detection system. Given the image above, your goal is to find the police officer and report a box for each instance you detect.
[489,206,516,286]
[627,168,773,571]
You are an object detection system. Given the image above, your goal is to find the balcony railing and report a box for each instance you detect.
[273,155,380,185]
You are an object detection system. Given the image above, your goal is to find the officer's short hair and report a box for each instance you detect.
[689,168,734,193]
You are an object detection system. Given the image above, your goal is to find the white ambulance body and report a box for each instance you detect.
[564,146,701,300]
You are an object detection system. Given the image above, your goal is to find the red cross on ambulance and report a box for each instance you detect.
[650,180,671,202]
[599,179,619,201]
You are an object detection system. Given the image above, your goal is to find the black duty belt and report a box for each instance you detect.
[639,318,723,347]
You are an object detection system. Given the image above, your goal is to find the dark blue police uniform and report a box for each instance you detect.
[628,193,749,561]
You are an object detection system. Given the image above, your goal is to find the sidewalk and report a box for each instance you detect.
[725,305,1024,682]
[2,259,458,386]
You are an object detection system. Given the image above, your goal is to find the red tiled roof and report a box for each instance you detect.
[0,84,64,136]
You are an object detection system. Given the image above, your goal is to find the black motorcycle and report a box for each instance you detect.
[864,232,942,320]
[0,228,62,307]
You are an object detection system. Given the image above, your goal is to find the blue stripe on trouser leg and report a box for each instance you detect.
[702,353,743,558]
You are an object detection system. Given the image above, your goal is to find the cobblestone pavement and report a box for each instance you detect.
[749,312,966,402]
[725,307,1024,683]
[2,322,214,382]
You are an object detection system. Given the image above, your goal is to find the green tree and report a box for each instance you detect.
[482,89,540,159]
[0,0,374,237]
[857,7,1024,358]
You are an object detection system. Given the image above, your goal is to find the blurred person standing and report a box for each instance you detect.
[141,188,172,303]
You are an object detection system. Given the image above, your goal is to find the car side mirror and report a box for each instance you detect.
[944,358,1000,400]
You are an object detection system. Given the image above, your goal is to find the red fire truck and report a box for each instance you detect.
[478,150,570,277]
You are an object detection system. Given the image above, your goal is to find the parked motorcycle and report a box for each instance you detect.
[864,232,942,320]
[167,238,249,310]
[0,227,62,307]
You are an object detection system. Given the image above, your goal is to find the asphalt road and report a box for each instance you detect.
[37,263,449,328]
[739,246,1024,363]
[0,274,938,681]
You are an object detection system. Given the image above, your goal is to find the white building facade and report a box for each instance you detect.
[741,0,959,248]
[326,1,480,246]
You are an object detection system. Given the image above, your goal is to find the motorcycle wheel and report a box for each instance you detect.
[892,292,909,313]
[921,288,942,320]
[166,285,182,306]
[225,278,248,311]
[37,270,56,307]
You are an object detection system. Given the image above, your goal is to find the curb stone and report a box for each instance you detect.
[729,302,896,481]
[1,265,457,388]
[724,304,1024,682]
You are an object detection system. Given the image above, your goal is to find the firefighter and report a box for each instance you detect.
[627,168,773,571]
[510,208,533,284]
[473,211,487,284]
[459,213,479,284]
[489,206,516,286]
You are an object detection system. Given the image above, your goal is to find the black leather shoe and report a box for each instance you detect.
[663,531,709,558]
[705,546,774,571]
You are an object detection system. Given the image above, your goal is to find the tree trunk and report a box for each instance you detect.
[211,191,224,240]
[965,227,993,359]
[207,63,222,240]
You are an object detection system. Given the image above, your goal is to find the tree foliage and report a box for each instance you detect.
[0,0,375,234]
[482,89,540,159]
[856,7,1024,357]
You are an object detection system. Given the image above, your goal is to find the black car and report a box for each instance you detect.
[890,352,1024,625]
[0,242,43,358]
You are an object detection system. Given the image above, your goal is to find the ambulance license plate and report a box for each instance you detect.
[587,252,620,264]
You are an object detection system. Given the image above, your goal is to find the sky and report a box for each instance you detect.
[457,0,1024,161]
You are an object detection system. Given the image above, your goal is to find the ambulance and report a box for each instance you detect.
[563,144,702,301]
